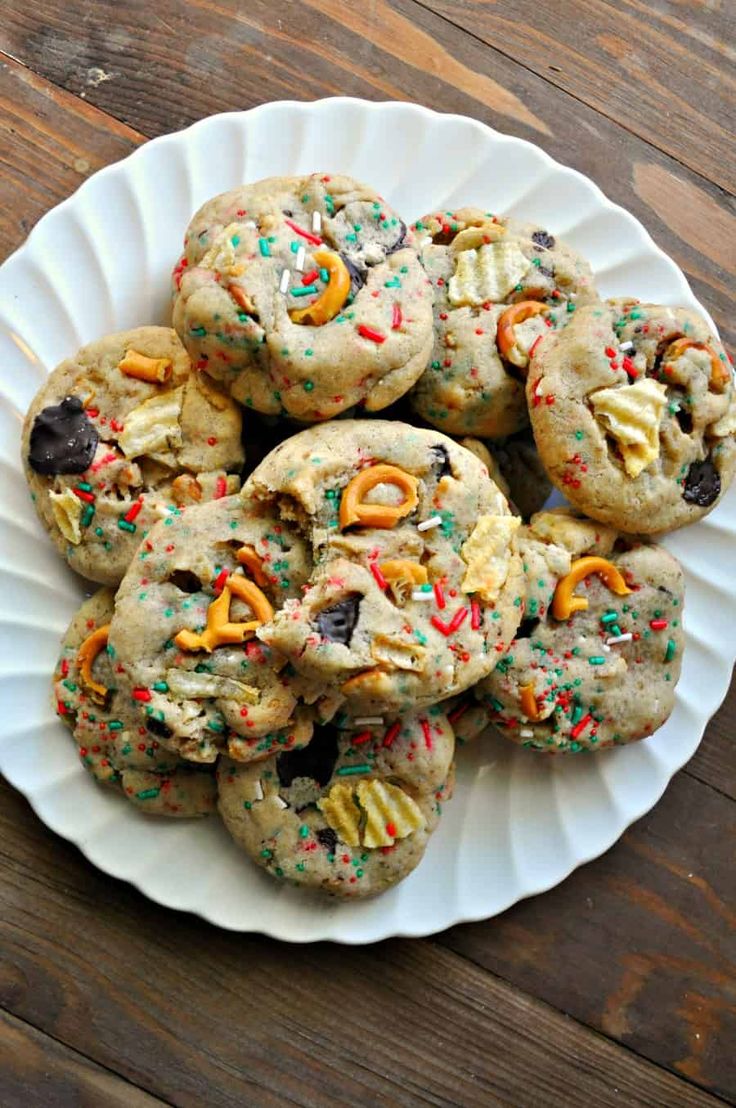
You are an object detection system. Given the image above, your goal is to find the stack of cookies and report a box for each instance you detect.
[24,174,734,898]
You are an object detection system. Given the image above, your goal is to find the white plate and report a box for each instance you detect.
[1,98,733,943]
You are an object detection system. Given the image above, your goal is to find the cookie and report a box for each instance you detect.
[527,300,736,533]
[409,208,598,439]
[217,706,455,897]
[457,509,685,752]
[244,420,525,713]
[172,174,434,421]
[460,432,552,520]
[108,494,340,765]
[22,326,244,586]
[54,589,216,816]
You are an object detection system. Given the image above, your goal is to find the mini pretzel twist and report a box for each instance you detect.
[339,464,419,530]
[496,301,549,369]
[664,337,730,392]
[77,624,111,705]
[289,249,351,326]
[118,349,173,384]
[552,556,631,621]
[174,576,274,653]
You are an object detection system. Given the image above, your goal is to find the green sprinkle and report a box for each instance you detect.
[136,787,160,801]
[319,267,329,283]
[570,703,583,726]
[664,638,677,662]
[384,277,401,288]
[261,849,273,859]
[231,234,240,247]
[574,430,584,440]
[76,481,93,492]
[258,237,270,257]
[290,284,318,297]
[299,825,309,839]
[290,241,299,253]
[118,519,137,533]
[81,504,95,528]
[566,302,576,313]
[190,326,206,337]
[588,656,606,666]
[152,681,169,692]
[303,380,314,391]
[336,764,371,776]
[600,611,618,624]
[108,720,124,731]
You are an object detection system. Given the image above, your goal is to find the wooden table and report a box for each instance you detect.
[1,4,734,1105]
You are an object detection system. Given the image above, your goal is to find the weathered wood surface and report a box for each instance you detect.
[0,4,734,1105]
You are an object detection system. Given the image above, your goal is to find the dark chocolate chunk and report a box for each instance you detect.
[316,827,338,853]
[683,458,721,507]
[341,253,367,296]
[277,727,339,788]
[282,209,293,217]
[28,396,98,475]
[316,594,362,645]
[531,230,555,250]
[168,570,203,594]
[514,618,540,641]
[430,443,453,478]
[146,716,172,739]
[675,407,693,435]
[385,219,408,256]
[538,264,555,281]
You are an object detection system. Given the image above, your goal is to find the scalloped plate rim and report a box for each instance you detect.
[0,97,731,943]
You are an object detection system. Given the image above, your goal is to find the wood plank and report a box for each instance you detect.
[0,780,724,1108]
[0,56,142,257]
[0,1009,166,1108]
[688,675,736,802]
[422,0,735,193]
[441,772,736,1101]
[1,0,734,350]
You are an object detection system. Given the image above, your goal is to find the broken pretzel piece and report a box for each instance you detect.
[118,349,173,384]
[77,624,111,706]
[174,576,274,653]
[552,556,631,621]
[339,464,419,530]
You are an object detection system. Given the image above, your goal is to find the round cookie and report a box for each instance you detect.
[244,420,525,713]
[22,326,244,586]
[459,509,685,752]
[217,707,455,897]
[172,173,434,421]
[527,300,736,533]
[409,208,599,439]
[109,494,340,764]
[54,589,216,816]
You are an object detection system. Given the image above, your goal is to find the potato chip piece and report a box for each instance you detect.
[318,781,361,847]
[165,670,260,704]
[590,378,667,478]
[371,634,426,672]
[448,241,531,307]
[711,396,736,438]
[460,515,520,601]
[200,222,243,271]
[118,388,184,460]
[528,509,617,558]
[49,487,83,545]
[357,779,425,848]
[449,222,505,256]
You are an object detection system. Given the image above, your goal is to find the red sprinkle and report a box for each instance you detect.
[124,499,143,524]
[421,719,433,750]
[351,730,373,745]
[214,475,227,499]
[385,821,397,838]
[391,303,403,330]
[383,722,401,748]
[284,218,322,245]
[370,562,388,590]
[431,615,452,637]
[302,269,320,285]
[528,335,543,361]
[448,606,469,633]
[434,582,446,610]
[605,346,617,358]
[649,619,668,630]
[132,688,152,703]
[357,324,386,344]
[207,436,218,446]
[471,601,481,630]
[447,700,470,724]
[213,568,229,595]
[570,713,592,740]
[73,488,95,503]
[623,356,638,379]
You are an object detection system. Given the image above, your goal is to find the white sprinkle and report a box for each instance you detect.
[295,245,306,272]
[279,268,290,294]
[420,235,433,248]
[603,644,611,653]
[606,632,633,645]
[243,220,257,229]
[520,729,534,738]
[619,340,633,352]
[417,515,442,532]
[411,590,434,601]
[353,716,384,727]
[312,210,322,234]
[272,795,288,810]
[253,779,264,801]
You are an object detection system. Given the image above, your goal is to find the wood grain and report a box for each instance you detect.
[1,0,734,349]
[688,675,736,802]
[442,772,736,1100]
[421,0,736,193]
[0,57,142,255]
[0,1010,165,1108]
[0,778,726,1108]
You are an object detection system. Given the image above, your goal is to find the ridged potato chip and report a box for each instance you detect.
[118,388,184,460]
[590,378,667,478]
[317,781,361,847]
[448,241,531,307]
[357,779,426,849]
[49,487,83,545]
[460,515,520,601]
[165,670,260,704]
